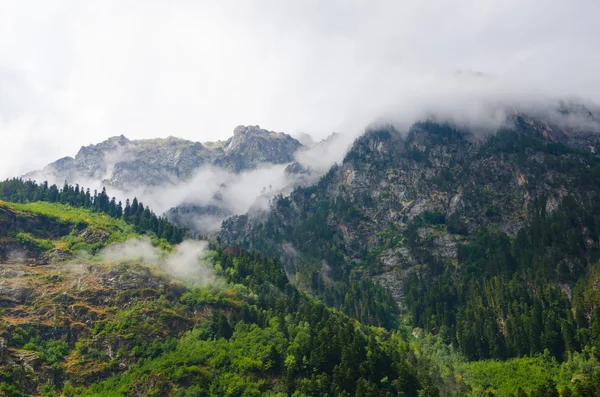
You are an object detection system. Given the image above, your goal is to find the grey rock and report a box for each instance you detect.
[221,104,600,305]
[25,126,304,189]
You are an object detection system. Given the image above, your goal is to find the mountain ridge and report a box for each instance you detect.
[25,126,304,189]
[4,102,600,394]
[220,106,600,361]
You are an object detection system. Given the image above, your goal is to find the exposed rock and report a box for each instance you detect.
[222,108,600,306]
[379,247,416,269]
[374,267,415,307]
[100,264,168,290]
[79,228,110,244]
[0,281,34,303]
[285,162,309,175]
[39,249,74,264]
[13,350,40,371]
[26,126,304,189]
[0,338,8,364]
[214,125,303,172]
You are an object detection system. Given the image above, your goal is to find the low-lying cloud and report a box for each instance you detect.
[99,238,213,284]
[25,133,351,233]
[101,238,160,264]
[166,240,212,281]
[25,89,600,236]
[1,1,599,181]
[3,1,600,234]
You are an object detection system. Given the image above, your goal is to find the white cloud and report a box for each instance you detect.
[99,237,214,284]
[1,0,599,179]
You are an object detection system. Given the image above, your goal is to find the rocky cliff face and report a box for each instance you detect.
[214,125,303,172]
[26,126,303,189]
[220,105,600,304]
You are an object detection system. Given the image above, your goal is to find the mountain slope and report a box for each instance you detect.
[1,182,600,396]
[221,108,600,361]
[0,199,439,397]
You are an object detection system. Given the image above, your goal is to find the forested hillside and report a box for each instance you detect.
[0,200,435,396]
[4,111,600,395]
[221,113,600,365]
[1,199,599,396]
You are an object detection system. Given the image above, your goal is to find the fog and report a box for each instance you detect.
[101,238,161,265]
[26,150,315,231]
[1,1,599,180]
[100,238,214,284]
[24,128,354,233]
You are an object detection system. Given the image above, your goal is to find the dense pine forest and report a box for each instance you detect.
[220,119,600,395]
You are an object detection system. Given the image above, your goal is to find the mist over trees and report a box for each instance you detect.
[0,178,187,244]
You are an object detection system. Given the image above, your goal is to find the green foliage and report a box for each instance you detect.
[74,247,426,397]
[230,189,401,328]
[180,283,254,308]
[23,338,70,365]
[412,210,446,226]
[411,333,600,397]
[0,382,29,397]
[15,231,54,252]
[0,178,187,243]
[6,201,141,253]
[405,193,600,361]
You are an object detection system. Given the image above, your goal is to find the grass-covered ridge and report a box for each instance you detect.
[0,200,177,256]
[0,178,188,243]
[7,201,133,233]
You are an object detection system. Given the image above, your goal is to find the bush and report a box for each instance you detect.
[413,210,446,226]
[15,232,54,252]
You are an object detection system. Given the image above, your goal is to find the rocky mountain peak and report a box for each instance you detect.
[227,125,299,150]
[25,125,304,190]
[215,125,303,172]
[232,125,262,136]
[76,134,130,156]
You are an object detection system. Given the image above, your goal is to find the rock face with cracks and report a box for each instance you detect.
[221,106,600,306]
[27,126,304,189]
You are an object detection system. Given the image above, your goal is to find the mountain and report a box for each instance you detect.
[213,125,304,172]
[24,125,306,235]
[1,177,600,397]
[26,125,303,189]
[2,146,600,395]
[0,190,447,396]
[221,103,600,361]
[7,99,600,396]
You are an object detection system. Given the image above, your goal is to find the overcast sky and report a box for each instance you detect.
[1,0,599,178]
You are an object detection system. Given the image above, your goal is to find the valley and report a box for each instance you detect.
[2,105,600,396]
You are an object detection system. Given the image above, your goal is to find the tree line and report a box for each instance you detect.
[0,178,187,244]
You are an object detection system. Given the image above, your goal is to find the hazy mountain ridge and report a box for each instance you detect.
[24,125,312,234]
[221,105,600,271]
[26,125,303,189]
